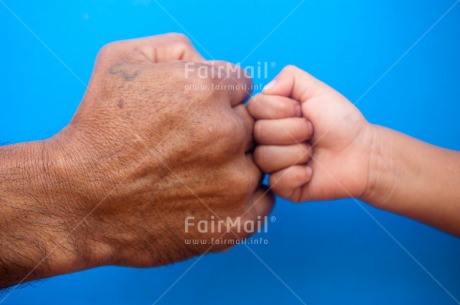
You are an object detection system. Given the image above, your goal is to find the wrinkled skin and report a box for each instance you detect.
[0,34,274,289]
[54,34,275,268]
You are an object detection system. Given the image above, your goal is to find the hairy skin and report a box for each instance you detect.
[0,34,274,289]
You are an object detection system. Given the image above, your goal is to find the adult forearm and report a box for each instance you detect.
[364,125,460,236]
[0,141,87,289]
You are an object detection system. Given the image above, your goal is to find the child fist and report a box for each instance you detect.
[248,66,375,202]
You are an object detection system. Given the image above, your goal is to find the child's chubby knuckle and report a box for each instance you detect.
[247,102,257,117]
[248,95,264,112]
[254,120,269,141]
[293,168,306,182]
[277,102,290,116]
[289,191,304,203]
[287,99,300,115]
[254,146,268,168]
[293,118,309,138]
[268,175,285,196]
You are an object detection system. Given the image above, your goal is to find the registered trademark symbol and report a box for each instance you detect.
[270,216,276,222]
[270,62,276,68]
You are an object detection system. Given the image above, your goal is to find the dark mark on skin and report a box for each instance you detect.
[109,63,143,81]
[118,99,124,109]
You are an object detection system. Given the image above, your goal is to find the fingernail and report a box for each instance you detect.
[306,166,313,176]
[263,80,276,92]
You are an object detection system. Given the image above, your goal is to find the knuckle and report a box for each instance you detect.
[167,33,194,54]
[167,33,192,45]
[254,146,268,171]
[292,167,306,181]
[99,42,112,54]
[99,41,121,56]
[277,102,293,118]
[296,143,312,161]
[283,64,298,74]
[293,119,309,140]
[215,114,244,143]
[95,42,121,69]
[227,165,259,199]
[268,171,300,202]
[172,61,190,78]
[156,62,189,86]
[268,174,283,196]
[225,170,248,198]
[201,114,244,158]
[246,162,262,191]
[253,121,265,143]
[290,192,303,203]
[97,41,126,65]
[286,99,300,117]
[247,95,262,115]
[187,64,216,87]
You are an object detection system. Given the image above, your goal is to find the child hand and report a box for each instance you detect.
[248,66,375,202]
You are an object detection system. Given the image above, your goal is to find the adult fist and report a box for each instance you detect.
[48,34,273,273]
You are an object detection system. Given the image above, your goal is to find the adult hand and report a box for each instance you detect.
[0,33,274,288]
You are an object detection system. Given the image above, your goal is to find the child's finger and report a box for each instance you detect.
[254,118,313,145]
[268,165,313,202]
[248,94,301,119]
[254,144,312,174]
[263,65,329,102]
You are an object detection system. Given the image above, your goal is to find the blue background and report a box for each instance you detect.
[1,0,460,304]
